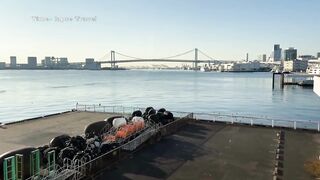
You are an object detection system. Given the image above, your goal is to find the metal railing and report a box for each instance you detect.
[75,103,320,132]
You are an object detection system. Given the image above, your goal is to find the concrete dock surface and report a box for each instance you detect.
[96,121,320,180]
[0,112,319,180]
[0,111,114,154]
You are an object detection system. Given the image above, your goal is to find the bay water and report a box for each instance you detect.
[0,70,319,123]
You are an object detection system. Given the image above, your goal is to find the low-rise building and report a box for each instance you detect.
[41,57,54,68]
[84,58,101,70]
[283,60,308,72]
[298,55,315,61]
[0,62,5,69]
[307,59,320,75]
[218,61,261,72]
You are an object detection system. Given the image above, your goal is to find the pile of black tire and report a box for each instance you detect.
[12,107,175,171]
[141,107,174,125]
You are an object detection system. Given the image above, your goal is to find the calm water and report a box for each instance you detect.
[0,70,319,123]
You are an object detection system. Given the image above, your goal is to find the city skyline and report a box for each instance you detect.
[0,0,320,63]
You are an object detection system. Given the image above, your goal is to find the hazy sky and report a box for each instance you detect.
[0,0,319,63]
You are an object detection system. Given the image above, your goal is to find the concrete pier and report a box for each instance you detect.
[95,121,320,180]
[0,111,116,155]
[0,112,319,179]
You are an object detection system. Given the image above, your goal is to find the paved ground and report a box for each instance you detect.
[283,130,320,180]
[0,111,113,154]
[96,121,320,180]
[96,122,278,180]
[1,112,319,180]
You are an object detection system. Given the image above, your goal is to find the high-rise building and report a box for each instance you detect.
[27,57,37,68]
[317,52,320,58]
[283,47,297,61]
[10,56,16,68]
[262,54,267,62]
[273,44,282,62]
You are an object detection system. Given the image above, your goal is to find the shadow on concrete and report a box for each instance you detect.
[95,122,226,180]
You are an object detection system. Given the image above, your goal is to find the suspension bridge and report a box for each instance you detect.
[97,48,220,70]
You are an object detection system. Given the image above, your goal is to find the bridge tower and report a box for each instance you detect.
[110,50,116,69]
[194,48,199,71]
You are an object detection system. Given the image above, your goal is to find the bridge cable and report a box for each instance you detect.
[198,49,215,60]
[113,49,195,61]
[98,51,111,61]
[159,49,195,59]
[115,51,145,60]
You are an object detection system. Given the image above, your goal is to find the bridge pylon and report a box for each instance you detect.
[194,48,199,71]
[110,50,116,68]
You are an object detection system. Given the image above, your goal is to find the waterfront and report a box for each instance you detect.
[0,70,319,123]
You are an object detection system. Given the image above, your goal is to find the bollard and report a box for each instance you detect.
[272,120,274,128]
[294,121,296,130]
[272,73,275,89]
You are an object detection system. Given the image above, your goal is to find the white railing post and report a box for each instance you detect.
[251,119,253,126]
[84,105,87,111]
[93,104,96,112]
[76,103,78,111]
[294,121,296,130]
[103,106,105,112]
[318,122,320,132]
[272,120,274,128]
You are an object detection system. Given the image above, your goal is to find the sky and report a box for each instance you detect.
[0,0,319,63]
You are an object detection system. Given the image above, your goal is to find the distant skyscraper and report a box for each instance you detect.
[262,54,266,62]
[10,56,16,68]
[27,57,37,68]
[273,44,282,62]
[284,47,297,61]
[317,52,320,58]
